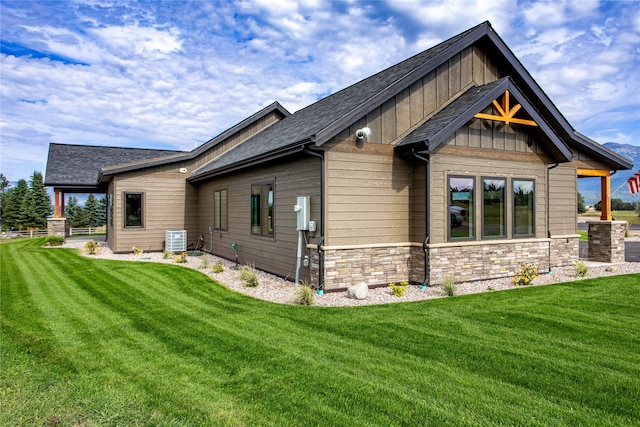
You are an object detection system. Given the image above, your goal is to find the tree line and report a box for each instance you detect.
[1,172,106,231]
[1,172,52,230]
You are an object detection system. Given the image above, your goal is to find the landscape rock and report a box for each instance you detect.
[347,282,369,300]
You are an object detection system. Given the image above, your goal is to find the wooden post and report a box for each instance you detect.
[54,189,60,218]
[577,169,611,221]
[601,175,611,221]
[61,192,66,218]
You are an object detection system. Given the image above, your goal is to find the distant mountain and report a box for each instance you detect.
[578,142,640,206]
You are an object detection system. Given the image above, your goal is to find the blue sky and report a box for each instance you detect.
[1,0,639,184]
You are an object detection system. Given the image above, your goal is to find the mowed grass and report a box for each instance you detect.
[2,239,639,426]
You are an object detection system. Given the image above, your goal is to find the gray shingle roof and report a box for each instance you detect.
[45,143,183,189]
[190,22,489,180]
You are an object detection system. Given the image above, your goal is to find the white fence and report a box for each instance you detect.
[1,230,48,238]
[69,226,106,236]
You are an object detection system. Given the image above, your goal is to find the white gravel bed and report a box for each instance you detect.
[63,240,640,307]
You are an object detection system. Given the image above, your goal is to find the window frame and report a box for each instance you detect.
[512,178,535,238]
[250,181,274,237]
[448,175,476,241]
[481,176,507,239]
[124,192,144,229]
[213,188,228,231]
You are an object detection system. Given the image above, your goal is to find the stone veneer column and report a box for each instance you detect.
[587,220,626,263]
[47,217,68,238]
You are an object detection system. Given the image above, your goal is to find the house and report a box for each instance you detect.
[45,21,632,291]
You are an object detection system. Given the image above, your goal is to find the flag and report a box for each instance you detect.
[628,171,640,194]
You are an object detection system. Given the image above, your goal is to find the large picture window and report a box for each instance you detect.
[449,176,475,240]
[124,192,143,228]
[251,182,274,236]
[513,179,535,237]
[214,189,228,231]
[482,177,506,238]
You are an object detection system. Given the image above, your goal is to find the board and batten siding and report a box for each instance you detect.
[330,45,502,148]
[110,170,198,253]
[197,155,321,281]
[324,144,412,246]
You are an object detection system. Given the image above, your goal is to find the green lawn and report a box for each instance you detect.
[2,238,639,426]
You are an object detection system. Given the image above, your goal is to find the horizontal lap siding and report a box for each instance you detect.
[326,148,411,246]
[112,171,197,252]
[197,156,321,280]
[549,166,577,235]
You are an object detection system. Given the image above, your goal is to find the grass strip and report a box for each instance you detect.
[1,238,639,426]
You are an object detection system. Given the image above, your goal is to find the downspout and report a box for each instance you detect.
[412,149,430,288]
[304,146,325,294]
[546,162,559,274]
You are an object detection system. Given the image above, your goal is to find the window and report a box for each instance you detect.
[124,192,143,228]
[214,189,228,231]
[449,176,475,240]
[482,177,506,238]
[513,179,535,237]
[251,182,273,236]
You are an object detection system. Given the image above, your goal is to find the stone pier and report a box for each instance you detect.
[587,220,626,263]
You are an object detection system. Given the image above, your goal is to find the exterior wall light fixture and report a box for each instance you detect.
[355,127,372,142]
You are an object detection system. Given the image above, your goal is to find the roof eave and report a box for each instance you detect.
[188,142,309,183]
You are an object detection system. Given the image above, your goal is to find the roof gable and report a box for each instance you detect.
[396,77,574,162]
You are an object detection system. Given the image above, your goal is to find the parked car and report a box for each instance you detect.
[450,205,467,227]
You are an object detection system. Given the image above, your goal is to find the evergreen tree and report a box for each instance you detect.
[97,195,107,226]
[84,193,101,227]
[19,171,52,229]
[65,196,84,227]
[577,192,586,214]
[0,173,10,230]
[3,179,28,230]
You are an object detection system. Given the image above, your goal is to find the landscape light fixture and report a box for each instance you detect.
[355,127,372,142]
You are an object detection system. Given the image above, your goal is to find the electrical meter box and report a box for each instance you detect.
[295,196,310,231]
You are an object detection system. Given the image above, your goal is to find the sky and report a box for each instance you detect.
[1,0,639,185]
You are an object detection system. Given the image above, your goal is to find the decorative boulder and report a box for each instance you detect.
[347,282,369,300]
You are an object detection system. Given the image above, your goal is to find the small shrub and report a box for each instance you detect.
[84,241,102,255]
[199,255,209,269]
[132,246,143,255]
[211,260,225,273]
[44,236,64,247]
[163,250,174,259]
[389,281,408,297]
[293,284,315,305]
[511,264,538,286]
[173,252,188,263]
[574,260,589,278]
[442,276,456,296]
[240,264,259,288]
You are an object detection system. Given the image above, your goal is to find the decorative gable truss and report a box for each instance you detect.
[474,90,538,127]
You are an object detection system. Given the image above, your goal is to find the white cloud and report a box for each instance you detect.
[0,0,639,182]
